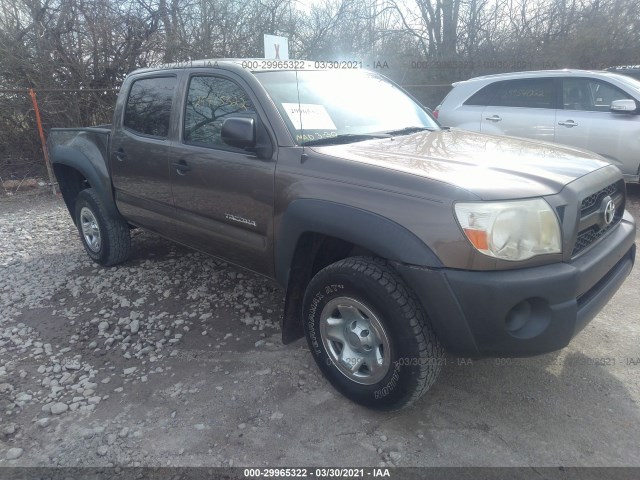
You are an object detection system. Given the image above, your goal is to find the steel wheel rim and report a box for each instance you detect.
[80,207,101,253]
[319,297,391,385]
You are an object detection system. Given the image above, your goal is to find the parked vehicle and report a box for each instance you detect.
[435,70,640,182]
[49,60,636,410]
[607,66,640,81]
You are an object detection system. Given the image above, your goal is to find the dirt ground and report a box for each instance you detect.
[0,184,639,468]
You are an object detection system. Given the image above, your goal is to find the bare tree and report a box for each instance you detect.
[1,0,639,180]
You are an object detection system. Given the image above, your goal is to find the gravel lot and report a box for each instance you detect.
[0,186,639,468]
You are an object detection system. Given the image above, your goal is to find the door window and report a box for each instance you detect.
[123,76,176,138]
[562,78,633,112]
[490,79,556,109]
[184,76,256,148]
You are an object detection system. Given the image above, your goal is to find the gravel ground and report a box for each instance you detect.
[0,186,639,467]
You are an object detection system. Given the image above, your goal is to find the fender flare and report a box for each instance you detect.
[275,199,442,287]
[51,144,119,220]
[276,199,443,343]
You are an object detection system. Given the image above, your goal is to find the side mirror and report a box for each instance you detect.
[221,117,256,148]
[610,99,637,113]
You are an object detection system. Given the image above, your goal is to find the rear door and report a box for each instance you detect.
[555,77,640,177]
[110,74,178,234]
[480,78,558,142]
[436,82,485,131]
[168,72,276,276]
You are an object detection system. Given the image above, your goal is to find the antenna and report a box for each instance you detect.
[294,67,306,161]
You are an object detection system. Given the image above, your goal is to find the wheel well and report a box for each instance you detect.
[309,235,374,277]
[53,164,91,223]
[280,232,377,344]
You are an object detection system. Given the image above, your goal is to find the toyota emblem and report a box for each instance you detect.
[603,198,616,225]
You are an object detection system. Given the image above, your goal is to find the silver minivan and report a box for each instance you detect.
[435,70,640,182]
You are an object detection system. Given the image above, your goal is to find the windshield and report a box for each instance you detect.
[606,72,640,92]
[254,70,439,145]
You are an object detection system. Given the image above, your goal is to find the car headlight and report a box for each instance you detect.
[454,199,561,261]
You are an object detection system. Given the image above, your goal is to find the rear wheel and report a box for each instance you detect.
[302,257,443,410]
[74,188,131,266]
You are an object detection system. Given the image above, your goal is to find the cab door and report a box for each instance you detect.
[168,72,276,276]
[110,74,179,234]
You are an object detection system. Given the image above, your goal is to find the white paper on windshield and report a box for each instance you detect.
[281,103,337,130]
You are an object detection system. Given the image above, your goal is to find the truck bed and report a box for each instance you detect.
[48,126,111,165]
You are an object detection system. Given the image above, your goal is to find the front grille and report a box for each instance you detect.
[573,223,616,255]
[572,180,625,257]
[580,182,618,215]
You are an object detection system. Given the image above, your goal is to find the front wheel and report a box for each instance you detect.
[302,257,443,410]
[74,188,131,266]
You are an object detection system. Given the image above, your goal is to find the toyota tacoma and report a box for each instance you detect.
[48,60,636,410]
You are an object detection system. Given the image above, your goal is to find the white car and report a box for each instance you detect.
[435,70,640,182]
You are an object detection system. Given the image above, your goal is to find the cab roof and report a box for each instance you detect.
[130,59,321,76]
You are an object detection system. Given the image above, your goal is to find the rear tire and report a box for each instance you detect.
[74,188,131,266]
[302,256,443,410]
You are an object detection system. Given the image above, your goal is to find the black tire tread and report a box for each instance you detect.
[75,188,131,266]
[314,256,443,409]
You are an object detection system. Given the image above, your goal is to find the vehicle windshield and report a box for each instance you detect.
[606,72,640,92]
[254,70,439,145]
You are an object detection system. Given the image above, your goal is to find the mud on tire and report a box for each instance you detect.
[302,256,443,410]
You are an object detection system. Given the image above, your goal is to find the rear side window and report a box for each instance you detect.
[487,79,556,109]
[124,76,176,138]
[464,83,499,106]
[183,76,256,148]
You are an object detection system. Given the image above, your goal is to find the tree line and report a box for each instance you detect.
[0,0,638,181]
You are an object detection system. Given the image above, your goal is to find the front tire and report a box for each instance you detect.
[302,257,443,410]
[74,188,131,266]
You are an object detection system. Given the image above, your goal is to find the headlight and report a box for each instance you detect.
[454,199,561,261]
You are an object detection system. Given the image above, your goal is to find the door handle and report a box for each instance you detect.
[113,149,127,161]
[558,120,578,127]
[172,160,191,175]
[485,115,502,122]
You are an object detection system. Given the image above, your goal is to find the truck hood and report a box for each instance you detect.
[310,128,610,200]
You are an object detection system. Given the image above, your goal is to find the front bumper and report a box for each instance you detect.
[395,211,636,357]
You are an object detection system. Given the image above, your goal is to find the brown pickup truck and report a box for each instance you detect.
[48,59,636,410]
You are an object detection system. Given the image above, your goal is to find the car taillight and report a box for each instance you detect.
[433,109,439,119]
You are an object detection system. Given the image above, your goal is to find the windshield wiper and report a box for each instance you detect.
[383,126,436,136]
[301,133,391,146]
